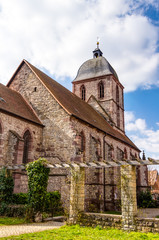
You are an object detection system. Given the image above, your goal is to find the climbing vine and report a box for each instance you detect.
[26,158,50,219]
[0,167,14,215]
[0,167,14,203]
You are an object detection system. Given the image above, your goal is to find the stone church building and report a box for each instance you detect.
[0,44,148,211]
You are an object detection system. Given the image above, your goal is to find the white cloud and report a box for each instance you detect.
[125,111,159,159]
[0,0,158,92]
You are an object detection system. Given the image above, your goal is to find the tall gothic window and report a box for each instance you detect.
[80,131,85,152]
[81,85,86,101]
[116,85,119,104]
[116,85,120,128]
[117,147,124,161]
[104,142,113,161]
[23,130,31,164]
[98,81,104,99]
[117,106,120,128]
[124,148,128,159]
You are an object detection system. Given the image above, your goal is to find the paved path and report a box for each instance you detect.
[0,221,65,238]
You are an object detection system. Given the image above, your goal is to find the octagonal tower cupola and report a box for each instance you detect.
[72,42,125,133]
[93,40,103,58]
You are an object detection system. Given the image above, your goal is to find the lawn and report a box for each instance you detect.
[0,217,27,226]
[0,225,159,240]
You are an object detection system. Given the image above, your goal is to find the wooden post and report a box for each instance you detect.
[121,165,137,231]
[69,166,85,224]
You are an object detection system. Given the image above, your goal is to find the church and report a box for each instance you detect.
[0,43,148,211]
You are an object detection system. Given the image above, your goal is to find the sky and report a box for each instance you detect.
[0,0,158,165]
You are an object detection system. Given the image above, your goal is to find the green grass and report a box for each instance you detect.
[0,217,27,226]
[0,225,159,240]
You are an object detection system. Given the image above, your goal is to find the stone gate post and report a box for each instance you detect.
[121,165,137,231]
[69,166,85,224]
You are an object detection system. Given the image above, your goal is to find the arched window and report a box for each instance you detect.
[97,139,101,157]
[124,148,128,159]
[104,142,113,161]
[23,130,31,164]
[117,147,124,160]
[80,131,85,152]
[81,85,86,101]
[117,106,120,128]
[98,81,104,99]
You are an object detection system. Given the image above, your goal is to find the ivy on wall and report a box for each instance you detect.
[0,167,14,215]
[0,167,14,203]
[26,158,50,219]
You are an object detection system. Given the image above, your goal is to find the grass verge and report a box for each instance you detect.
[0,225,159,239]
[0,217,27,226]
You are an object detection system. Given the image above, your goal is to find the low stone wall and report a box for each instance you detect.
[135,217,159,233]
[79,212,159,233]
[138,208,159,218]
[79,212,122,229]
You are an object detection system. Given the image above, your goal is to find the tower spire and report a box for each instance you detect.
[93,37,103,58]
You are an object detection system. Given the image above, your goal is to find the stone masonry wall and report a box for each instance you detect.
[9,63,76,164]
[6,62,146,212]
[0,112,43,166]
[8,63,77,205]
[73,75,124,132]
[71,117,140,211]
[79,212,159,233]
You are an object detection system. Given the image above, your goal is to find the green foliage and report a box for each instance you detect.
[0,168,14,216]
[0,167,14,203]
[26,158,50,216]
[12,193,28,205]
[1,225,159,239]
[44,191,64,216]
[0,202,8,216]
[138,190,157,208]
[4,205,27,217]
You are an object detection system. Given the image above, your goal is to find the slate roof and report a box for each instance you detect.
[0,83,43,126]
[7,60,139,151]
[73,56,119,82]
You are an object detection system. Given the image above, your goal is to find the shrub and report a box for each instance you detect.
[26,158,50,219]
[44,191,64,217]
[138,190,157,208]
[0,167,14,216]
[12,193,28,205]
[0,167,14,203]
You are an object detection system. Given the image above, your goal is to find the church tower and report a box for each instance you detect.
[72,42,125,132]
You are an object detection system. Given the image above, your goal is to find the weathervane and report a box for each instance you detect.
[97,37,100,49]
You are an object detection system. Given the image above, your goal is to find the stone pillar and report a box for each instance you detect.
[121,165,137,231]
[69,166,85,224]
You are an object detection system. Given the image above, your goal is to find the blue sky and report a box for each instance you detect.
[0,0,158,162]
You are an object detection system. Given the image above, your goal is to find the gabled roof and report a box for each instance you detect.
[7,60,139,151]
[0,83,43,126]
[87,95,115,126]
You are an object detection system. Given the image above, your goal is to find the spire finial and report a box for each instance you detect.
[97,37,100,49]
[142,150,146,160]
